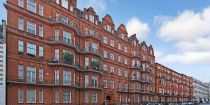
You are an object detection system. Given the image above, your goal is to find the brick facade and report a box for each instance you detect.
[5,0,193,104]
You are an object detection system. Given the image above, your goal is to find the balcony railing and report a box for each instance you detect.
[7,76,75,87]
[117,88,129,92]
[50,17,75,29]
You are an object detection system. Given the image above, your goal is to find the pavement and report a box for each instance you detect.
[198,103,210,105]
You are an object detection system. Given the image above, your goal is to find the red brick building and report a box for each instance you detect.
[5,0,193,104]
[155,63,193,103]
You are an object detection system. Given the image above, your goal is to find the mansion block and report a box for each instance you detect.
[4,0,193,104]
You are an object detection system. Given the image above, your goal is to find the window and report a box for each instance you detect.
[103,64,107,71]
[39,89,43,103]
[91,76,98,88]
[89,14,94,23]
[56,12,60,21]
[84,92,89,103]
[63,30,71,44]
[27,0,36,13]
[124,58,128,65]
[18,40,24,53]
[110,39,114,47]
[118,68,122,76]
[18,17,24,30]
[39,46,43,57]
[18,65,24,80]
[39,25,44,37]
[125,70,128,78]
[92,92,97,103]
[103,36,108,44]
[107,25,111,32]
[63,91,71,103]
[118,56,121,63]
[55,70,59,85]
[56,0,60,4]
[110,80,114,89]
[110,53,114,61]
[63,71,71,85]
[124,47,128,53]
[118,43,122,50]
[27,43,36,56]
[55,90,59,103]
[84,57,89,68]
[26,66,36,83]
[103,50,107,58]
[39,68,43,82]
[121,33,124,39]
[55,49,59,61]
[70,5,73,12]
[110,66,114,74]
[132,84,135,92]
[103,80,107,88]
[18,89,24,103]
[61,0,68,9]
[55,29,59,41]
[18,0,24,7]
[91,43,98,53]
[39,4,43,16]
[119,94,122,102]
[85,75,89,87]
[27,21,36,35]
[27,89,36,103]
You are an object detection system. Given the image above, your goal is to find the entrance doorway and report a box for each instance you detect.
[106,96,111,102]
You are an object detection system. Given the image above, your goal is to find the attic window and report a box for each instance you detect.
[70,5,73,12]
[107,25,111,32]
[121,33,124,39]
[89,14,94,23]
[150,50,153,55]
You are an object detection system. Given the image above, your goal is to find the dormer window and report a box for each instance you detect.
[121,33,124,39]
[150,49,153,55]
[107,25,111,32]
[134,40,136,46]
[70,5,73,12]
[85,14,88,20]
[89,14,94,23]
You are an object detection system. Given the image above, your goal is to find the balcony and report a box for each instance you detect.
[117,88,129,93]
[76,83,102,90]
[7,76,76,87]
[48,36,78,50]
[81,31,101,41]
[131,64,142,69]
[50,17,75,30]
[82,47,101,57]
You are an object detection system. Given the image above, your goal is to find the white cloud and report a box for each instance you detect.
[86,0,117,12]
[156,7,210,42]
[156,6,210,65]
[87,0,107,12]
[126,17,150,40]
[160,51,210,65]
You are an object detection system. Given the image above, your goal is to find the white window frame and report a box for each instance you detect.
[27,89,36,103]
[103,36,108,44]
[27,0,36,13]
[18,17,24,31]
[39,4,44,16]
[27,21,36,35]
[103,50,107,58]
[39,68,43,82]
[18,0,24,7]
[18,40,24,53]
[18,65,24,80]
[61,0,68,9]
[39,89,44,103]
[27,42,36,56]
[39,46,43,57]
[26,66,36,83]
[39,25,44,37]
[18,88,24,103]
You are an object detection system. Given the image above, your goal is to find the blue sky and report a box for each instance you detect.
[1,0,210,82]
